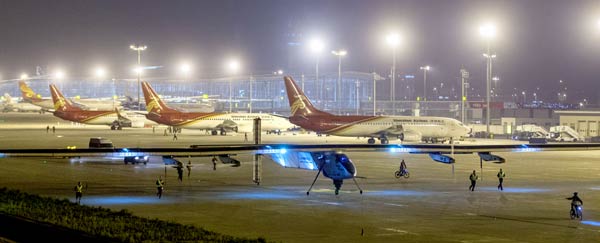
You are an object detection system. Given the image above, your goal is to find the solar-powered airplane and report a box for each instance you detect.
[283,76,471,144]
[141,81,296,135]
[1,143,597,195]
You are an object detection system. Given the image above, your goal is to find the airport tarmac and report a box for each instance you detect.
[1,113,600,242]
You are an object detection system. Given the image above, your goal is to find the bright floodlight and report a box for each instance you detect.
[94,67,107,78]
[226,60,240,73]
[133,66,143,75]
[479,22,497,39]
[130,44,147,51]
[420,66,430,70]
[277,70,283,75]
[54,70,65,79]
[386,33,401,48]
[332,49,347,56]
[309,38,325,53]
[179,63,192,75]
[20,73,28,80]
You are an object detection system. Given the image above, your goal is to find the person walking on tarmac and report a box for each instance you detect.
[186,160,192,178]
[468,170,479,191]
[46,125,50,133]
[156,176,164,199]
[212,157,218,171]
[74,181,84,204]
[176,161,184,182]
[497,168,506,191]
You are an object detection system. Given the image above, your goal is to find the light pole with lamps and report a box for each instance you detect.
[332,49,347,114]
[130,44,147,110]
[54,69,66,91]
[178,62,192,97]
[386,33,400,115]
[309,38,325,105]
[226,60,240,113]
[420,66,430,101]
[94,67,109,107]
[479,23,497,135]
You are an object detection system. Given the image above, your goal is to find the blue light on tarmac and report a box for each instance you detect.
[82,196,170,205]
[513,144,541,152]
[221,191,299,200]
[581,221,600,227]
[367,190,429,197]
[388,146,415,153]
[478,187,550,193]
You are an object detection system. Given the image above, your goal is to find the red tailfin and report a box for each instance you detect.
[141,81,175,113]
[49,84,81,111]
[283,76,330,117]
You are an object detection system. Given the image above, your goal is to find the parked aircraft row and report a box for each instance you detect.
[13,76,471,143]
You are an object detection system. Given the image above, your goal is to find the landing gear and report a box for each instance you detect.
[367,138,375,144]
[380,138,389,144]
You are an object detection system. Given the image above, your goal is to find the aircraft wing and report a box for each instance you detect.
[3,143,600,159]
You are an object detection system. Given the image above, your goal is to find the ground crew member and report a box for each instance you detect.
[173,133,178,141]
[176,161,184,182]
[46,125,50,133]
[497,168,506,191]
[186,160,192,178]
[74,181,84,204]
[156,176,164,199]
[212,157,218,171]
[469,170,478,191]
[52,126,55,133]
[244,132,248,142]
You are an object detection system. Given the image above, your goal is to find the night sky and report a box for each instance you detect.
[1,0,599,103]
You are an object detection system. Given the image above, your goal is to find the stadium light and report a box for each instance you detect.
[20,73,28,80]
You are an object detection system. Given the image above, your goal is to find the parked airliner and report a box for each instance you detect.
[141,81,295,134]
[283,76,471,144]
[49,84,154,129]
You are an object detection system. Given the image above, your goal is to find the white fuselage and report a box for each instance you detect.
[173,113,295,132]
[329,116,470,139]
